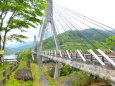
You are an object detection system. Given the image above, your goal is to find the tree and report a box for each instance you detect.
[0,0,47,61]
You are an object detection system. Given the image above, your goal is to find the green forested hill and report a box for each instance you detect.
[5,41,33,55]
[58,28,113,42]
[42,28,115,51]
[5,28,114,54]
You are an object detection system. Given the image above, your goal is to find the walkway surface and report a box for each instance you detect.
[37,66,50,86]
[62,76,76,86]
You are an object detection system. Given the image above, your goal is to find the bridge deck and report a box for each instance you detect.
[39,51,115,84]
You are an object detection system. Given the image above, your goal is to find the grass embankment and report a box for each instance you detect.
[40,67,57,86]
[0,63,10,71]
[6,61,42,86]
[0,63,10,79]
[55,71,111,86]
[71,71,111,86]
[71,71,93,86]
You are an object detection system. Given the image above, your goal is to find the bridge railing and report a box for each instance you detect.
[40,50,115,69]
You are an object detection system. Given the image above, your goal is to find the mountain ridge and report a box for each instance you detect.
[5,28,115,54]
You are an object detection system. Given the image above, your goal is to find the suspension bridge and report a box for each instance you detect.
[33,0,115,85]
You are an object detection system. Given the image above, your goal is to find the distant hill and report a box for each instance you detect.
[42,28,115,50]
[5,28,115,54]
[5,48,13,55]
[59,28,114,42]
[78,28,114,41]
[5,41,34,55]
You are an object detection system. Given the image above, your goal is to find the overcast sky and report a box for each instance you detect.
[54,0,115,28]
[7,0,115,45]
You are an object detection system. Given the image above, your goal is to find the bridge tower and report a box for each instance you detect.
[37,0,61,78]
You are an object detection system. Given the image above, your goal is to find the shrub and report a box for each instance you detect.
[60,65,72,76]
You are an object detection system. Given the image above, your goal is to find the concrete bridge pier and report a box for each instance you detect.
[37,0,61,78]
[54,62,61,79]
[38,56,43,67]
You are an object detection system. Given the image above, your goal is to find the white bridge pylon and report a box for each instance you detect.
[37,0,61,79]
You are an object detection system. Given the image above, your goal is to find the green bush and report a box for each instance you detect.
[60,65,73,76]
[17,50,32,61]
[48,65,74,77]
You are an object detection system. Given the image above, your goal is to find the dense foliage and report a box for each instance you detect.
[17,50,32,61]
[48,65,75,77]
[0,0,47,50]
[17,50,38,63]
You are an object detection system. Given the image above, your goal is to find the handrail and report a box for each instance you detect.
[0,60,20,85]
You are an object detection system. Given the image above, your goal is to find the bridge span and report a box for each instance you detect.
[35,0,115,85]
[39,51,115,84]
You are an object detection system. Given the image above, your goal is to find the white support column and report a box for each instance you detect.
[66,50,71,59]
[77,50,86,61]
[47,0,61,78]
[109,49,114,53]
[97,49,115,67]
[50,20,60,50]
[54,50,57,56]
[37,18,48,66]
[59,50,63,57]
[37,0,61,78]
[51,19,61,78]
[32,53,34,60]
[88,49,105,65]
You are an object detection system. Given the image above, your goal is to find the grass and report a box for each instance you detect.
[71,70,111,86]
[0,63,10,79]
[6,61,42,86]
[0,63,10,71]
[31,63,42,86]
[54,70,111,86]
[40,67,57,86]
[71,71,93,86]
[55,71,77,86]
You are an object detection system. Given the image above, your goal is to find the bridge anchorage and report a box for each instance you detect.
[35,0,115,85]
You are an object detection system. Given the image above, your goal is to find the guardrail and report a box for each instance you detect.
[40,50,115,68]
[0,60,20,85]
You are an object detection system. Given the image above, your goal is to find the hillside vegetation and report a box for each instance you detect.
[5,28,115,55]
[42,28,115,51]
[5,41,34,55]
